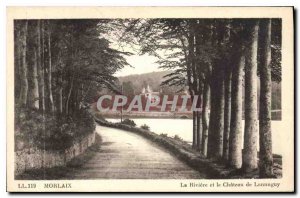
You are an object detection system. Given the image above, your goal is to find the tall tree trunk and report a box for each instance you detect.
[74,82,80,111]
[229,53,245,168]
[26,21,39,110]
[44,20,54,113]
[14,22,21,100]
[207,77,216,158]
[27,48,39,109]
[47,21,54,113]
[243,20,259,171]
[194,20,204,152]
[65,71,75,115]
[196,84,203,151]
[216,71,225,158]
[18,21,28,107]
[207,63,225,159]
[259,19,273,178]
[196,110,202,151]
[79,82,85,109]
[223,65,232,161]
[192,110,197,149]
[57,70,63,114]
[54,50,63,115]
[37,20,45,113]
[201,82,210,157]
[188,21,198,149]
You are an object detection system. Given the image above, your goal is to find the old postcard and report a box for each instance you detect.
[6,7,294,192]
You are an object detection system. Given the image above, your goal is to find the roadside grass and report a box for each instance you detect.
[15,134,102,180]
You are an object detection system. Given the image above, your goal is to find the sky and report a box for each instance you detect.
[103,24,169,77]
[115,54,165,77]
[104,22,178,78]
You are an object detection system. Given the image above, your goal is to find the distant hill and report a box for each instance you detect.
[118,70,180,94]
[117,71,281,119]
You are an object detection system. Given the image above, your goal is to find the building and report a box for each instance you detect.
[140,85,160,103]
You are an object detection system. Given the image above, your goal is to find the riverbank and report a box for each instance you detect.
[94,110,192,119]
[104,117,284,155]
[94,117,282,179]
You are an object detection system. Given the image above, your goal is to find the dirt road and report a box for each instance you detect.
[71,125,206,179]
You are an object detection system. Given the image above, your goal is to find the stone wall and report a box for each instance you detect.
[15,132,96,176]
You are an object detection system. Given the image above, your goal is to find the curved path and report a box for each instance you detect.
[71,125,206,179]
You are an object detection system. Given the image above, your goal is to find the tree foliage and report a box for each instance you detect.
[14,19,131,149]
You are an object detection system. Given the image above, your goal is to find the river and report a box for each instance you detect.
[106,118,283,155]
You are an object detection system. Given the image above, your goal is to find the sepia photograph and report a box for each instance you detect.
[6,7,294,192]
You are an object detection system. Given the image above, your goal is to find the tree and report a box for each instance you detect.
[188,20,200,149]
[15,19,131,118]
[17,20,28,107]
[223,61,232,161]
[115,19,281,174]
[201,79,210,156]
[122,81,135,96]
[43,20,54,113]
[222,22,233,161]
[14,21,21,101]
[120,19,201,148]
[243,20,259,171]
[207,20,230,159]
[27,21,39,110]
[36,20,45,113]
[258,19,273,178]
[207,63,225,159]
[229,21,244,168]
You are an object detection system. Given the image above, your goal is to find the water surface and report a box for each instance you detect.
[106,118,283,155]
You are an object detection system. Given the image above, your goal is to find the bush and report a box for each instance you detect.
[15,107,95,151]
[174,134,183,141]
[121,118,136,127]
[160,133,168,138]
[140,124,150,131]
[94,112,106,121]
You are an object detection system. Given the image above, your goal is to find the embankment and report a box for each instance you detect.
[15,132,96,177]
